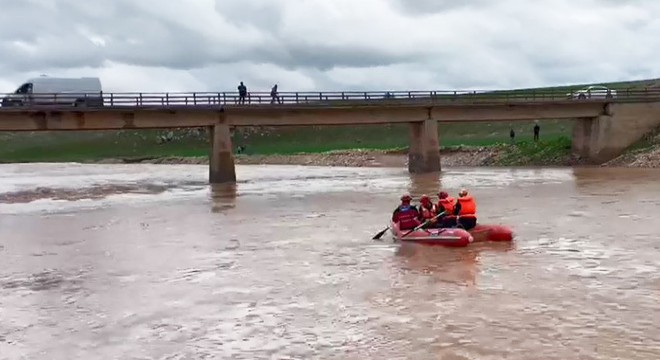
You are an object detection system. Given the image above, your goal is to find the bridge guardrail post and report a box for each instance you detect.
[193,92,197,105]
[296,92,299,103]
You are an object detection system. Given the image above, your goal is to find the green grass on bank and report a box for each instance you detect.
[434,77,660,101]
[489,77,660,95]
[0,131,210,162]
[0,120,573,163]
[494,137,573,166]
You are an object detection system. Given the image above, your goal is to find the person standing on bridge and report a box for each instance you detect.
[271,84,282,104]
[238,82,247,104]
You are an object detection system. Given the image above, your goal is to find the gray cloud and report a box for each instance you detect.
[0,0,659,93]
[388,0,490,14]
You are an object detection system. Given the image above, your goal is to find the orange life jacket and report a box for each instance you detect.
[457,195,476,216]
[437,197,455,215]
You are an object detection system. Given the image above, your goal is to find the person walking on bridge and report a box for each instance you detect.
[238,81,247,104]
[271,84,281,104]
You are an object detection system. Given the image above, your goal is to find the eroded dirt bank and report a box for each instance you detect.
[89,147,518,168]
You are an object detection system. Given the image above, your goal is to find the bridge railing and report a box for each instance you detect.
[1,88,660,108]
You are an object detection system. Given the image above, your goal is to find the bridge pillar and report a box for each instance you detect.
[209,123,236,183]
[571,117,594,159]
[571,102,660,163]
[408,119,441,173]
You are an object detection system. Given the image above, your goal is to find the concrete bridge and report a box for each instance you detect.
[1,88,660,183]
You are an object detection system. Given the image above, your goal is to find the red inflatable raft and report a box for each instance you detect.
[390,221,513,247]
[467,224,514,243]
[390,221,473,247]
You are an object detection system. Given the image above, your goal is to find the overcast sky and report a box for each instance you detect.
[0,0,659,93]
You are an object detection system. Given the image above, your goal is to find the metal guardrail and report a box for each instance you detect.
[1,88,660,109]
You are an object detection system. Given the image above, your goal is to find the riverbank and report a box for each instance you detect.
[1,120,659,168]
[90,137,588,168]
[0,120,578,166]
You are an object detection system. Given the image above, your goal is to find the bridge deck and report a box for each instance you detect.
[0,88,658,108]
[0,88,657,131]
[0,102,609,131]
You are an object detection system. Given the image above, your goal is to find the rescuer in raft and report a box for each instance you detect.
[417,194,439,228]
[436,191,457,228]
[392,194,422,230]
[454,188,477,230]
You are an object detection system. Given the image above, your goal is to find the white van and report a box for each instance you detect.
[1,76,103,107]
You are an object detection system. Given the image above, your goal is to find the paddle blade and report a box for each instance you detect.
[372,227,389,240]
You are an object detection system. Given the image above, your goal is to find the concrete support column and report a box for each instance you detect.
[408,119,441,173]
[571,117,595,158]
[209,123,236,183]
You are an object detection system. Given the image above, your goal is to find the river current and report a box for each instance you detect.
[1,163,659,359]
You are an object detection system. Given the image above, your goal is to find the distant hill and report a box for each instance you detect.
[500,78,660,94]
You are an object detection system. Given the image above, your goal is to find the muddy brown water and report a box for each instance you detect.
[0,164,659,359]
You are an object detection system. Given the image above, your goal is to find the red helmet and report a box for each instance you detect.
[420,194,430,203]
[438,191,448,199]
[400,194,412,201]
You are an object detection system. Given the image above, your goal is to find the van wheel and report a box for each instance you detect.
[578,94,586,99]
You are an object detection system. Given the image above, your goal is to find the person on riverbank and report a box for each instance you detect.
[454,189,477,230]
[436,191,457,228]
[238,82,247,104]
[533,123,540,141]
[392,194,421,230]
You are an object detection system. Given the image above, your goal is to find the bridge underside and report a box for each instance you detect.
[3,100,658,184]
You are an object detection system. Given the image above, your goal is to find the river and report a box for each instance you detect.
[0,163,659,359]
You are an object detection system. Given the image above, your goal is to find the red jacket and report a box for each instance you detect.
[392,205,421,230]
[418,203,437,221]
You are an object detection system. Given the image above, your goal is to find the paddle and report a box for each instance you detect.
[372,226,390,240]
[400,210,446,238]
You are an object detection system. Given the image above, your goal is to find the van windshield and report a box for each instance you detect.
[14,83,32,94]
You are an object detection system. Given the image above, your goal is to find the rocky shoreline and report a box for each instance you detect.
[90,146,557,168]
[86,145,660,168]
